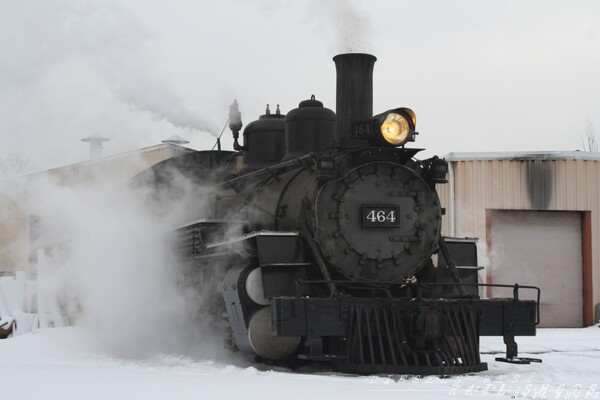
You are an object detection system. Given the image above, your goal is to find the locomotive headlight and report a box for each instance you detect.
[380,112,411,146]
[349,107,417,147]
[378,108,416,147]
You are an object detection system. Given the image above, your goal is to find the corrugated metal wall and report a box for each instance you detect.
[0,188,29,271]
[437,158,600,323]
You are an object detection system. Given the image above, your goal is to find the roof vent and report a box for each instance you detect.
[161,134,190,145]
[81,136,110,159]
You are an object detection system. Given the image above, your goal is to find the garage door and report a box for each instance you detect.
[489,210,583,328]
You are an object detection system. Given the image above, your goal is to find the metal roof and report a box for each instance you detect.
[444,151,600,162]
[45,142,195,172]
[0,143,196,182]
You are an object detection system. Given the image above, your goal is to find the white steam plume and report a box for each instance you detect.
[21,161,230,360]
[307,0,373,53]
[0,0,216,135]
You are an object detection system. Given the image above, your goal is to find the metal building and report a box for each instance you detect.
[0,143,194,274]
[438,151,600,327]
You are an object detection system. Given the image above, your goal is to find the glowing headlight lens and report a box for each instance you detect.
[380,112,411,146]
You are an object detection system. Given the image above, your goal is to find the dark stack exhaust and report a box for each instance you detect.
[333,53,377,146]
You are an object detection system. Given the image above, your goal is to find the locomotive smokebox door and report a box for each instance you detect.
[315,161,442,282]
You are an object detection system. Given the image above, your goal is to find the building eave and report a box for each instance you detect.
[444,150,600,162]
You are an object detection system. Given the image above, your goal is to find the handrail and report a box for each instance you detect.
[292,279,541,325]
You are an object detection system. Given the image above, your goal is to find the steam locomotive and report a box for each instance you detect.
[144,53,540,375]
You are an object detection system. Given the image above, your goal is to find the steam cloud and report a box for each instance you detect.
[307,0,373,53]
[0,1,216,135]
[66,3,217,135]
[17,159,230,360]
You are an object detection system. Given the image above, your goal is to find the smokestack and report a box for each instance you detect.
[333,53,377,146]
[81,136,110,159]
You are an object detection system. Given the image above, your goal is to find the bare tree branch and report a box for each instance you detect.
[581,115,598,152]
[0,153,32,179]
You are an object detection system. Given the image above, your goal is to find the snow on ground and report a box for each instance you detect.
[1,327,599,400]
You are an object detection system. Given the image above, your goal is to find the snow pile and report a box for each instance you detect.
[1,327,599,400]
[0,273,38,336]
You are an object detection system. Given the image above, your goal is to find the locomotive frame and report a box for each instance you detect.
[153,53,541,375]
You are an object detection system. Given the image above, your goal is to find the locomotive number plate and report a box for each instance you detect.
[362,206,399,228]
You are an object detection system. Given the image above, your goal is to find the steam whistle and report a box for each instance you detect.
[230,99,244,151]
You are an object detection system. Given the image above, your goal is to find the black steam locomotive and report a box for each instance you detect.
[147,54,540,375]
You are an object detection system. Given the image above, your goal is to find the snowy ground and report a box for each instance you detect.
[2,327,599,400]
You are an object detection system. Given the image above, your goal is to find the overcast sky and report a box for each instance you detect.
[1,0,599,172]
